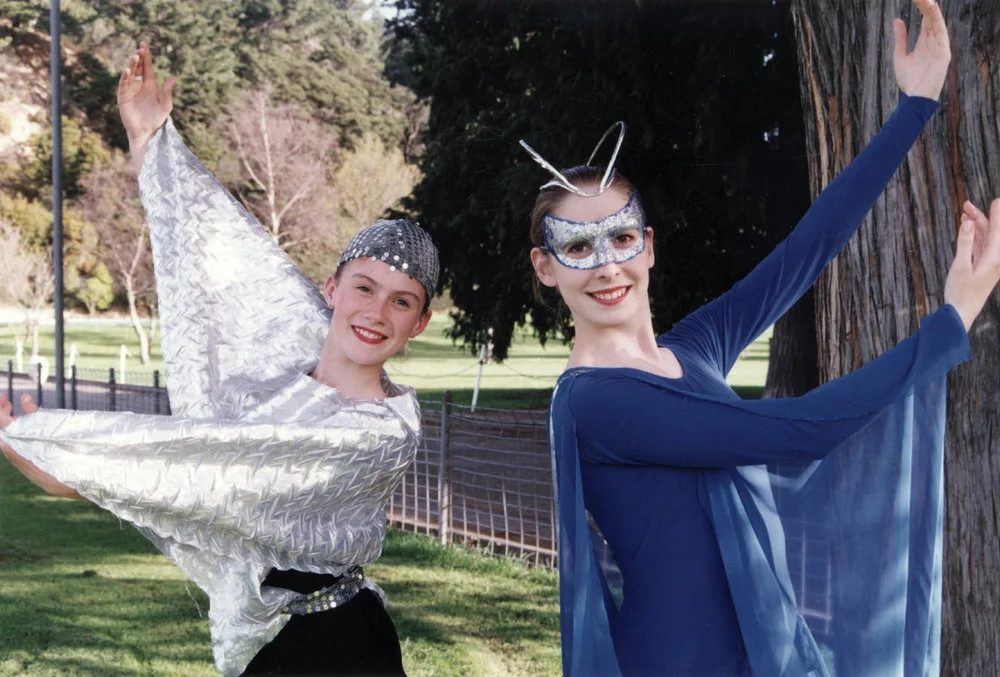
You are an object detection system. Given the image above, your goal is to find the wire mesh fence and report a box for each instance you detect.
[388,394,556,567]
[1,366,556,567]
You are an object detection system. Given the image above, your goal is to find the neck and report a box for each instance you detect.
[569,318,660,368]
[312,333,387,400]
[566,298,682,378]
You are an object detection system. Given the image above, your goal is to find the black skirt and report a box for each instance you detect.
[241,569,406,677]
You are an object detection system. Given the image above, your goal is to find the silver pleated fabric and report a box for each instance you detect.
[0,120,421,677]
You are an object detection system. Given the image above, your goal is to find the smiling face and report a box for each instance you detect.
[323,257,433,368]
[531,184,654,333]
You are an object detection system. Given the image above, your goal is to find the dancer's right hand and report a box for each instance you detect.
[944,199,1000,330]
[0,394,85,500]
[118,41,176,166]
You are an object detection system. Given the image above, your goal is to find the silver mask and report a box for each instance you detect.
[543,192,646,270]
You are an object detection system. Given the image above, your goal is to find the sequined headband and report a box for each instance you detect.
[519,121,627,197]
[338,219,440,300]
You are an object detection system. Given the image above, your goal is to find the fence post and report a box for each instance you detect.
[108,368,117,412]
[6,360,12,405]
[153,370,162,415]
[438,390,452,546]
[36,361,43,407]
[70,365,78,410]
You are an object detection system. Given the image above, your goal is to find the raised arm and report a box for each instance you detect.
[118,42,176,170]
[579,197,1000,468]
[667,0,950,373]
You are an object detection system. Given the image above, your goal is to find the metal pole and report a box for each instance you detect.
[470,327,493,414]
[36,362,43,406]
[154,370,162,415]
[471,343,486,413]
[50,0,65,408]
[108,368,117,412]
[438,391,452,546]
[6,360,12,405]
[70,364,77,410]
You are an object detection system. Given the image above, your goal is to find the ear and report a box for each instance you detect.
[410,309,433,339]
[530,247,558,288]
[322,274,337,307]
[644,227,655,269]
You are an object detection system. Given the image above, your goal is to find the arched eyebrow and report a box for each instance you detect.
[350,272,422,303]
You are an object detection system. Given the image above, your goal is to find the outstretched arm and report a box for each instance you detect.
[577,305,968,468]
[118,42,176,170]
[0,402,415,563]
[668,0,951,374]
[580,202,1000,468]
[0,394,84,499]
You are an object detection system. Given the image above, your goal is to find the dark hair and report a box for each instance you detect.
[529,166,644,303]
[333,261,432,314]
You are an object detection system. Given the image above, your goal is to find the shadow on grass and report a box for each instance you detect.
[374,530,560,653]
[1,463,162,566]
[1,459,215,674]
[0,571,212,674]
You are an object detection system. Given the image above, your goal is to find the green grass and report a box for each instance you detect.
[0,461,560,676]
[371,532,560,677]
[0,313,769,674]
[0,321,165,377]
[0,313,770,407]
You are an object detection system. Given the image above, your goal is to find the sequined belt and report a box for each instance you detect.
[280,567,366,615]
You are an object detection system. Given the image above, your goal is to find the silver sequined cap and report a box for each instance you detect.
[338,219,440,301]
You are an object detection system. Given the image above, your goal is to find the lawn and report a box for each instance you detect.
[0,461,561,677]
[0,312,770,675]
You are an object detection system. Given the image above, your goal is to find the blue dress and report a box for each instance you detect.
[549,95,971,677]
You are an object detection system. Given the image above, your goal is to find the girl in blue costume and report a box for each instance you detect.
[523,0,1000,675]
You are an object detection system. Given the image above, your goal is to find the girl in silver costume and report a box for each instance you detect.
[0,43,439,677]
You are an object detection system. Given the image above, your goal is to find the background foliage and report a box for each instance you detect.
[0,0,419,325]
[391,0,809,359]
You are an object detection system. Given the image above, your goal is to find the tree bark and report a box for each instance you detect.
[784,1,1000,672]
[762,290,819,399]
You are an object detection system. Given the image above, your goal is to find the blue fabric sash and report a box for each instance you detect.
[551,377,946,676]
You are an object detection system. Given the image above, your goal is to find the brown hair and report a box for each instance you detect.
[529,166,644,303]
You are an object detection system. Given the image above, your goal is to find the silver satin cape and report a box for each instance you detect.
[0,119,422,676]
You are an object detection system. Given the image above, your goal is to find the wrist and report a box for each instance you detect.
[126,135,150,173]
[943,301,974,332]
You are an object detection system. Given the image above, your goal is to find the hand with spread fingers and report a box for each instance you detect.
[0,394,85,500]
[893,0,951,100]
[945,199,1000,331]
[118,41,176,165]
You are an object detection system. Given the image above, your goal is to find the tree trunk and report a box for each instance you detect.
[762,290,818,399]
[785,1,1000,672]
[124,275,151,365]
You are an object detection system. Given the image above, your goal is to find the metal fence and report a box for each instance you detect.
[388,393,556,567]
[1,366,556,567]
[4,362,171,415]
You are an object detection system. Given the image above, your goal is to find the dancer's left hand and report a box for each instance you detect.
[0,394,85,500]
[118,41,176,166]
[893,0,951,101]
